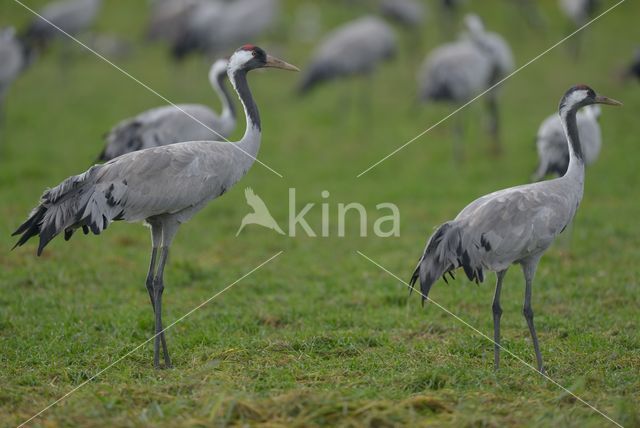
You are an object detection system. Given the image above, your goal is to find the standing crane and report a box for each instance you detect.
[463,14,514,151]
[99,58,236,161]
[559,0,598,58]
[0,27,31,122]
[12,45,299,369]
[171,0,279,61]
[379,0,427,30]
[23,0,102,50]
[417,14,513,159]
[298,16,397,94]
[146,0,204,45]
[410,85,621,373]
[532,104,601,181]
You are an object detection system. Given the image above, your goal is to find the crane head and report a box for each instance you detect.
[559,84,622,115]
[228,45,299,74]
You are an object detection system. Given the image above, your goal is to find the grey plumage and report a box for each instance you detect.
[299,16,397,93]
[172,0,279,60]
[379,0,426,29]
[13,45,299,368]
[410,85,621,372]
[532,105,601,180]
[99,58,236,161]
[24,0,102,48]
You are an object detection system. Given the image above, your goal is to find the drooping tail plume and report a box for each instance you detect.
[409,221,484,305]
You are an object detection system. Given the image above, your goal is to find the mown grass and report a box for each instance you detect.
[1,0,639,427]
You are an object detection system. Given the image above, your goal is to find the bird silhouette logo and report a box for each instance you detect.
[236,188,285,236]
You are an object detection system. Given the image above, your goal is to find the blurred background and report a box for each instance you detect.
[0,0,639,426]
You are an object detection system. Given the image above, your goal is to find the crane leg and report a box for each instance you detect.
[492,270,507,370]
[153,246,172,369]
[147,222,170,367]
[522,259,545,374]
[487,96,501,156]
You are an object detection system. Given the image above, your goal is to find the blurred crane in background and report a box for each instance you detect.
[171,0,279,61]
[417,14,513,159]
[99,58,236,161]
[532,104,601,181]
[298,16,396,95]
[23,0,102,50]
[410,85,621,373]
[12,45,299,369]
[379,0,427,30]
[146,0,204,45]
[559,0,599,58]
[0,27,31,125]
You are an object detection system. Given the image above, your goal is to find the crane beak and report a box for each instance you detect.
[265,55,300,72]
[595,95,623,106]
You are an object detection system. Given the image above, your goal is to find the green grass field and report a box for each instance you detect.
[1,1,639,426]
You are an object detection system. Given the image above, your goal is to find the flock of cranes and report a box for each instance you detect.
[1,0,634,372]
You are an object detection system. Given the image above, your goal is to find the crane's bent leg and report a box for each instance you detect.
[492,270,507,370]
[522,259,545,374]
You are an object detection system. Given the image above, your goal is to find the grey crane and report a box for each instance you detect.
[379,0,427,29]
[298,16,397,94]
[532,104,601,181]
[12,45,299,369]
[146,0,205,44]
[417,14,513,158]
[24,0,102,49]
[172,0,279,61]
[0,27,31,120]
[410,85,621,373]
[98,58,236,161]
[559,0,598,58]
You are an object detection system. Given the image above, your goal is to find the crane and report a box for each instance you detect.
[410,85,621,373]
[23,0,102,50]
[417,14,513,159]
[298,15,397,94]
[532,104,601,181]
[379,0,427,30]
[12,45,299,369]
[98,58,236,161]
[146,0,204,45]
[0,27,31,122]
[559,0,598,58]
[171,0,279,61]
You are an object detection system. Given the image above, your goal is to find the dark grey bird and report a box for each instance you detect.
[298,15,397,94]
[172,0,279,61]
[410,85,621,373]
[12,45,299,369]
[623,47,640,82]
[99,58,236,161]
[417,14,513,158]
[0,27,31,119]
[23,0,102,49]
[532,104,601,181]
[379,0,427,29]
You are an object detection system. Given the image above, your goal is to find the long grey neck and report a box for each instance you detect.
[229,68,261,163]
[215,71,236,122]
[560,107,585,183]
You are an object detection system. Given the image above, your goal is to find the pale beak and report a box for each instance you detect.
[265,54,300,72]
[595,95,623,106]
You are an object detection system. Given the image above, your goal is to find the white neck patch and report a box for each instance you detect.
[228,50,254,76]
